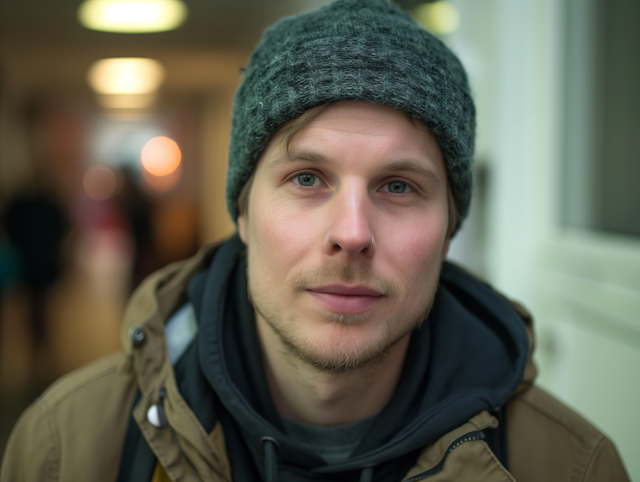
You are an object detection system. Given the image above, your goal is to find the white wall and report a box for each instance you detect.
[446,0,639,477]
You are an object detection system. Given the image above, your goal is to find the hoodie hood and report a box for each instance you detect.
[172,235,530,481]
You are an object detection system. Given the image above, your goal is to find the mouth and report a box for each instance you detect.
[307,284,383,314]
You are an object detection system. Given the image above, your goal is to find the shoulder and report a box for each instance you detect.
[37,351,134,410]
[507,384,630,482]
[1,352,138,482]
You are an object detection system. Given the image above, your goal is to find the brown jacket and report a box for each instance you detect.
[1,244,630,482]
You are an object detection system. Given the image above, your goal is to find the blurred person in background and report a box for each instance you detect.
[2,177,70,380]
[0,92,76,388]
[115,166,161,292]
[1,1,630,481]
[0,70,23,304]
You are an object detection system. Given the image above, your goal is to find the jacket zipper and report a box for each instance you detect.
[403,430,486,481]
[157,387,205,482]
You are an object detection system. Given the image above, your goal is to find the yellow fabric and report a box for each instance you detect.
[152,462,172,482]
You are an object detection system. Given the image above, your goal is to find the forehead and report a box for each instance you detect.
[289,102,427,142]
[263,102,444,174]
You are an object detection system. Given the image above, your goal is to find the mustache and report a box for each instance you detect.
[291,260,401,299]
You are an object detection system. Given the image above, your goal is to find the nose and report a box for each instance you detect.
[325,185,375,257]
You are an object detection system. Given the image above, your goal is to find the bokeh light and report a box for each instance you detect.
[141,136,182,177]
[78,0,188,33]
[87,58,165,95]
[413,1,460,35]
[83,165,118,200]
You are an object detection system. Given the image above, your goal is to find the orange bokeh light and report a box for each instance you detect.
[141,136,181,176]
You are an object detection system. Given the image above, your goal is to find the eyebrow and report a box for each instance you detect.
[382,159,443,185]
[268,149,442,185]
[266,149,329,169]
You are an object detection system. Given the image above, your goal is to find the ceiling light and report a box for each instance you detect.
[78,0,188,33]
[413,1,460,35]
[88,58,165,95]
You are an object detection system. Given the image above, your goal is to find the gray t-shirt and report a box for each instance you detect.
[282,416,375,464]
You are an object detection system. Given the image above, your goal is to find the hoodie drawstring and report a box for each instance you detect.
[261,437,279,482]
[360,466,374,482]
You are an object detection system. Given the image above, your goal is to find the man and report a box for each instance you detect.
[1,1,630,481]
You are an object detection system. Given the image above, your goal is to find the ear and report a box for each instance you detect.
[238,213,248,244]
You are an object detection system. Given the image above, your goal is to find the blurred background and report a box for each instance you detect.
[0,0,637,477]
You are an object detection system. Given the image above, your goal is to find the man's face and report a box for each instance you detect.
[238,102,450,373]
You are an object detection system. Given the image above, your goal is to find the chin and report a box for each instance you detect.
[276,313,409,374]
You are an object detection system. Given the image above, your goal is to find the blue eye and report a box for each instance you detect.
[385,181,411,193]
[294,173,318,186]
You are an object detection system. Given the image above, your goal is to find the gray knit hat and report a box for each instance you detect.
[227,0,475,230]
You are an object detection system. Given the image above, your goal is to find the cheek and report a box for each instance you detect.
[246,190,321,287]
[382,210,448,288]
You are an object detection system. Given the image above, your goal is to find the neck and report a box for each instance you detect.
[255,314,411,426]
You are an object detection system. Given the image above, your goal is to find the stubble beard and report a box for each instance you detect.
[248,260,438,375]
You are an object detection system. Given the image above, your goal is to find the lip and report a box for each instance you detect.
[309,284,382,296]
[307,284,383,314]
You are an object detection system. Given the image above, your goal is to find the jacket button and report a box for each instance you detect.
[147,404,167,427]
[129,325,147,346]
